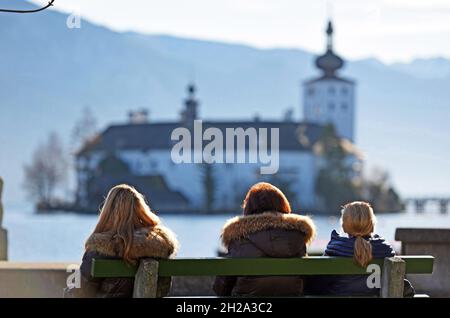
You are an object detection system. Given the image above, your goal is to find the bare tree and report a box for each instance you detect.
[23,132,68,206]
[71,107,98,151]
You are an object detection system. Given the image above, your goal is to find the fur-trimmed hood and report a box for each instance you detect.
[221,211,316,249]
[85,225,179,259]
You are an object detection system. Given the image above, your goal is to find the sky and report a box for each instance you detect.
[28,0,450,64]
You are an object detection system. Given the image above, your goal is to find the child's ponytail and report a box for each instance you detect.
[341,201,376,268]
[354,235,373,267]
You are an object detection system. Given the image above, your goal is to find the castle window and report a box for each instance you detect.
[341,103,348,110]
[328,103,335,111]
[341,87,349,95]
[307,87,315,96]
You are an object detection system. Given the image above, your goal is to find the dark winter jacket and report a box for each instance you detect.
[68,225,178,298]
[213,211,316,297]
[306,230,414,297]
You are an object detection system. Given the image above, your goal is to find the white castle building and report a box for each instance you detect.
[75,20,361,213]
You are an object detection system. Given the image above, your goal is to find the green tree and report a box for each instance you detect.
[315,124,361,213]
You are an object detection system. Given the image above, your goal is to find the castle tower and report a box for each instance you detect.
[180,83,199,123]
[303,20,356,142]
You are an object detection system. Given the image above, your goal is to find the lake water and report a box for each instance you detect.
[3,204,450,262]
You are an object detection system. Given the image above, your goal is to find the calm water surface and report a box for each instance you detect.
[4,204,450,262]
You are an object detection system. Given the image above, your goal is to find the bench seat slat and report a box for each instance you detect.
[91,256,433,278]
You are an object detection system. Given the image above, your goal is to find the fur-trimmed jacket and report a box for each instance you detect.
[213,211,316,297]
[74,225,178,298]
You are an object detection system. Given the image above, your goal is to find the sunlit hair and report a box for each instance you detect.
[242,182,292,215]
[86,184,160,264]
[341,201,377,267]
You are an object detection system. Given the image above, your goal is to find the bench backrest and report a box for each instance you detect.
[91,256,434,278]
[90,256,434,298]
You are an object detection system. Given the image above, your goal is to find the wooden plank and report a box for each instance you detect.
[91,258,137,278]
[403,255,434,274]
[91,256,434,278]
[380,257,406,298]
[158,257,382,276]
[158,256,433,277]
[133,259,159,298]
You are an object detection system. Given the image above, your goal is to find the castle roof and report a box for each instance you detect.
[77,121,325,156]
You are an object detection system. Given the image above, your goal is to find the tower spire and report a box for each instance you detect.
[315,19,343,77]
[326,20,333,51]
[180,82,199,123]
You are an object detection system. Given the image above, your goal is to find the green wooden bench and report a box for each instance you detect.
[91,256,434,298]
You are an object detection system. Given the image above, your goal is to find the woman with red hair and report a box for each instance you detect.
[213,182,316,296]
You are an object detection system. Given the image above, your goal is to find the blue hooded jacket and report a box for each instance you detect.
[306,230,413,296]
[325,230,395,258]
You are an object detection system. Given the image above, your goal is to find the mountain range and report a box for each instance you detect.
[0,2,449,205]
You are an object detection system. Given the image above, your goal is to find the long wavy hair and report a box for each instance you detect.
[86,184,160,263]
[341,201,376,267]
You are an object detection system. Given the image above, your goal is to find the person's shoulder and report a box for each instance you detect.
[220,212,316,249]
[327,229,350,243]
[136,224,180,258]
[324,230,354,256]
[369,233,395,257]
[370,233,391,246]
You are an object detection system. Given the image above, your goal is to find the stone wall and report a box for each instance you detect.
[396,228,450,297]
[0,262,71,297]
[0,262,216,297]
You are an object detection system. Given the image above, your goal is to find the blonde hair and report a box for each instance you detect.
[341,201,376,267]
[86,184,160,264]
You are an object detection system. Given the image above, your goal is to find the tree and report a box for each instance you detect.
[315,124,361,213]
[23,132,68,207]
[71,107,98,151]
[364,166,403,212]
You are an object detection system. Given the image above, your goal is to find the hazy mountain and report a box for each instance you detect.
[391,57,450,80]
[1,2,449,205]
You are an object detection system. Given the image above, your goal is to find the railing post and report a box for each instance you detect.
[380,256,405,298]
[133,259,159,298]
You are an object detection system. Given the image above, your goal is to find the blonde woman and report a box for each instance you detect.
[306,201,414,296]
[76,184,178,298]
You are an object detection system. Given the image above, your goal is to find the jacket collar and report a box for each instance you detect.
[221,211,316,248]
[85,225,179,259]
